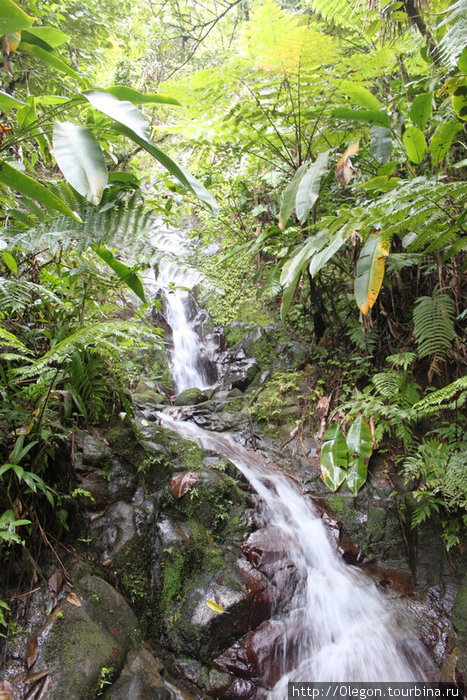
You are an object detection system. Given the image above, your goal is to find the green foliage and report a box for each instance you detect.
[413,289,456,359]
[403,441,467,549]
[320,417,373,495]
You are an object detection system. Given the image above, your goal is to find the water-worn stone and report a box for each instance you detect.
[103,645,180,699]
[174,388,210,406]
[453,574,467,676]
[29,575,138,700]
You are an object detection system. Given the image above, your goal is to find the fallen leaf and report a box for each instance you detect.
[0,680,14,698]
[141,418,150,427]
[26,635,39,668]
[171,472,198,499]
[48,570,65,594]
[24,669,50,684]
[206,600,228,614]
[66,592,81,607]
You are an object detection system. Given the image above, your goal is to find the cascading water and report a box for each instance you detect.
[160,414,430,693]
[150,227,218,393]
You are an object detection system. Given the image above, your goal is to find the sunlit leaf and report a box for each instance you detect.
[0,0,35,35]
[295,151,330,223]
[332,107,390,128]
[403,126,426,163]
[102,86,181,106]
[409,92,433,130]
[21,26,69,49]
[280,231,328,320]
[278,162,308,230]
[20,43,80,81]
[0,89,24,111]
[206,600,228,614]
[338,80,382,110]
[320,423,348,491]
[84,91,218,213]
[53,121,107,204]
[1,250,17,275]
[354,231,390,315]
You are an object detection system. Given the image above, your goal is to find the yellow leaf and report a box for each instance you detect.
[206,600,228,614]
[354,231,390,315]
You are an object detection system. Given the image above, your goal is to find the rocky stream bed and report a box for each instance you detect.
[2,324,466,699]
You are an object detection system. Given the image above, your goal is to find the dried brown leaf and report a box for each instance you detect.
[24,669,50,684]
[336,142,359,189]
[48,571,65,594]
[66,592,81,607]
[26,635,39,668]
[171,472,198,499]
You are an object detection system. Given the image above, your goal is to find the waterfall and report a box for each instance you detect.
[150,227,218,393]
[159,414,430,692]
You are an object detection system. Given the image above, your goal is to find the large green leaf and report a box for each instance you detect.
[20,43,80,81]
[354,231,390,315]
[84,91,218,213]
[309,227,349,278]
[320,423,348,491]
[93,245,146,302]
[430,121,463,166]
[0,90,24,112]
[403,126,426,163]
[345,415,372,495]
[0,159,81,220]
[53,121,108,205]
[102,86,181,106]
[295,151,330,224]
[409,93,433,130]
[338,80,382,111]
[0,0,35,35]
[278,162,308,230]
[332,107,390,128]
[370,126,392,163]
[21,26,69,49]
[279,231,327,320]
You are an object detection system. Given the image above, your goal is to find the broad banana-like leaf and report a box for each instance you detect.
[309,228,349,278]
[278,162,309,230]
[279,231,328,321]
[20,43,80,81]
[295,151,330,224]
[403,126,426,163]
[93,245,146,302]
[0,0,35,35]
[345,415,372,495]
[0,159,81,220]
[338,81,382,111]
[0,89,23,111]
[53,121,108,205]
[354,231,390,315]
[332,107,390,129]
[103,86,181,106]
[21,26,69,49]
[459,47,467,74]
[430,121,463,166]
[84,91,218,214]
[320,423,348,491]
[409,93,433,130]
[371,126,392,163]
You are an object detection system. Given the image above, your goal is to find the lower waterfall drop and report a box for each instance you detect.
[159,414,431,694]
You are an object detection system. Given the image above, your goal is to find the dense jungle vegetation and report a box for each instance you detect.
[0,0,466,637]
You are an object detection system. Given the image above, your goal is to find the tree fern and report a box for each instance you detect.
[413,289,456,359]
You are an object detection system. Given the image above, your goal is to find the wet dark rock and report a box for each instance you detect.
[453,574,467,677]
[103,645,179,699]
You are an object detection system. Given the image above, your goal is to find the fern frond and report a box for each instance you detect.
[0,277,66,314]
[413,376,467,412]
[372,370,401,399]
[0,327,32,355]
[15,321,158,379]
[413,290,456,359]
[438,0,467,67]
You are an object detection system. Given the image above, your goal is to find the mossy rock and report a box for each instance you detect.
[36,576,138,700]
[173,388,210,406]
[453,575,467,676]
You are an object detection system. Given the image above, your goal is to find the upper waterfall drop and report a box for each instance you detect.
[150,226,218,394]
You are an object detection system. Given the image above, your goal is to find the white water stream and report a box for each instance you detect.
[160,414,430,692]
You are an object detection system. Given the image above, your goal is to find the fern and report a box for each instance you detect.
[413,376,467,412]
[15,321,158,380]
[413,290,456,359]
[0,278,65,315]
[438,0,467,67]
[67,351,109,423]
